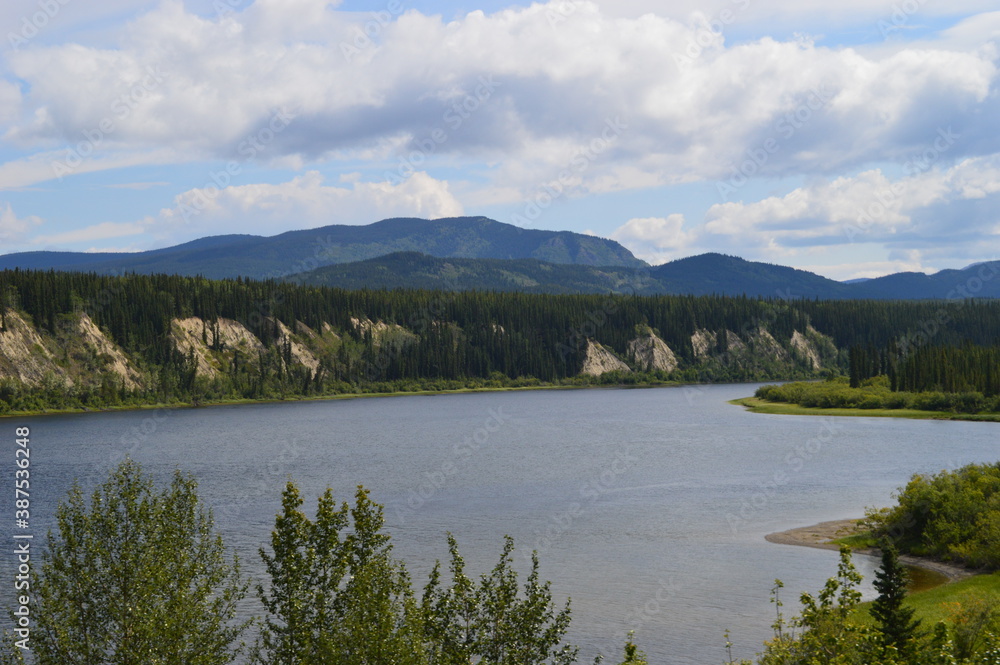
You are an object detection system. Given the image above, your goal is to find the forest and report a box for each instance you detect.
[2,268,999,414]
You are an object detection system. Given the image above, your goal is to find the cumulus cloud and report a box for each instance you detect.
[0,0,996,196]
[150,170,463,242]
[0,202,41,246]
[611,214,695,263]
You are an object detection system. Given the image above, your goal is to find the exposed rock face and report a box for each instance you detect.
[790,329,821,370]
[170,317,265,378]
[0,308,67,386]
[579,339,631,376]
[350,317,418,347]
[690,329,717,359]
[724,330,745,351]
[77,313,143,390]
[320,322,341,340]
[627,333,678,372]
[270,318,319,373]
[751,328,789,361]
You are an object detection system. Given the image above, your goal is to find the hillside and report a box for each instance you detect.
[0,217,645,279]
[0,269,869,414]
[291,251,1000,300]
[289,252,662,294]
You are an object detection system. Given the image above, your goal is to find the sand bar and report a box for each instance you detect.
[766,518,975,582]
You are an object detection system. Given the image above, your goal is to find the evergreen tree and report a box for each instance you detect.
[871,538,922,656]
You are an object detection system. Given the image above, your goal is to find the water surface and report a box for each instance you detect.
[3,384,996,663]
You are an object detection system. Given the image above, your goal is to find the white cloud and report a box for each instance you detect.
[151,170,463,241]
[0,0,996,196]
[611,214,695,263]
[648,153,1000,265]
[0,202,41,247]
[31,221,148,247]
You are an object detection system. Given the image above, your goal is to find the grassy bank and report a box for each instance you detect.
[731,396,1000,422]
[852,573,1000,627]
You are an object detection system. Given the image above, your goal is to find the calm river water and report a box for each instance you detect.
[3,384,997,663]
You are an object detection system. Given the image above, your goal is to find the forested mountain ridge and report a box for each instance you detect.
[3,215,998,299]
[0,216,646,279]
[290,251,1000,300]
[2,269,1000,413]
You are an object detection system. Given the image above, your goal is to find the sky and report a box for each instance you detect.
[0,0,998,280]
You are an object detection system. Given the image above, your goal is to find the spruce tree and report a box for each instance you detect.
[871,538,922,655]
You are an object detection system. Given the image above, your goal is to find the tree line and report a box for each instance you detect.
[2,269,1000,412]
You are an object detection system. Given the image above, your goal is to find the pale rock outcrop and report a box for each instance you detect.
[724,330,745,351]
[627,332,678,372]
[350,317,417,346]
[579,340,631,376]
[690,329,717,359]
[270,318,319,373]
[170,317,266,378]
[171,318,223,378]
[790,330,822,370]
[0,309,69,386]
[77,313,143,390]
[751,328,789,361]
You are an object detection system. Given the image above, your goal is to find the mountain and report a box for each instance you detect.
[0,217,645,279]
[289,251,662,294]
[291,251,1000,300]
[3,215,997,300]
[649,253,854,299]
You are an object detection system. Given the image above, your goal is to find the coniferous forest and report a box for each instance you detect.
[1,268,999,414]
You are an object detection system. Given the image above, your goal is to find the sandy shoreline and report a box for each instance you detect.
[765,518,975,582]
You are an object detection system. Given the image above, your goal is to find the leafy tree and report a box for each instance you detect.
[754,547,883,665]
[27,458,248,665]
[422,533,579,665]
[254,483,427,665]
[871,538,922,655]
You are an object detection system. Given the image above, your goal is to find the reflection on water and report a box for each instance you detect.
[907,565,951,593]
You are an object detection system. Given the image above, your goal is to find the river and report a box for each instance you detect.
[2,383,997,663]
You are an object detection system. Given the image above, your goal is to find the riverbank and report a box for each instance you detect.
[733,397,1000,423]
[0,379,687,420]
[766,518,975,582]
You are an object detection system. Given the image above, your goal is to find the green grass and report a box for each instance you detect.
[832,532,879,549]
[853,573,1000,627]
[731,397,1000,422]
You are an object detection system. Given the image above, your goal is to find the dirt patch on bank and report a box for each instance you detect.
[766,519,975,582]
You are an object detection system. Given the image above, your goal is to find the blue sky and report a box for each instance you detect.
[1,0,998,279]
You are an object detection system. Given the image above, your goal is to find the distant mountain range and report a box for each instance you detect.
[1,216,996,300]
[291,250,1000,299]
[0,216,644,279]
